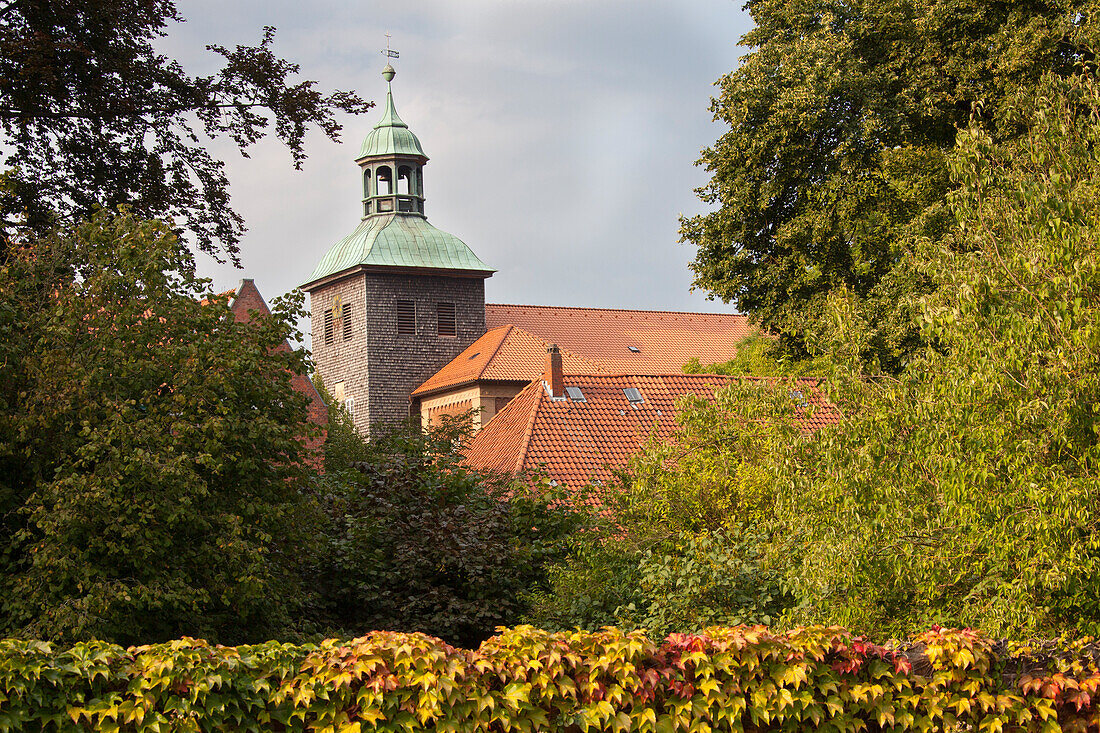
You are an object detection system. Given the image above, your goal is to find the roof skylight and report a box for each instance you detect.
[565,386,586,402]
[468,352,480,360]
[627,346,640,353]
[623,387,643,405]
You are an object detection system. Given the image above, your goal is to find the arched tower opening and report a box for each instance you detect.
[376,166,392,195]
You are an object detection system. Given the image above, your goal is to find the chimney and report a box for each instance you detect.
[545,344,564,398]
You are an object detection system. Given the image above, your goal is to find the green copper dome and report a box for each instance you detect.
[304,214,494,285]
[357,83,426,160]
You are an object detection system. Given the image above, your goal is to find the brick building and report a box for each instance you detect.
[412,305,757,429]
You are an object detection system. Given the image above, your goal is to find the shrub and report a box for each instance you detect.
[2,625,1099,731]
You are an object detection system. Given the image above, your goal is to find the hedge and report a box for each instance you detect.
[1,625,1098,731]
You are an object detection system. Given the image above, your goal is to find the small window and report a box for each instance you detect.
[323,308,334,345]
[790,389,807,406]
[623,387,643,405]
[344,396,356,421]
[342,303,353,340]
[437,302,456,337]
[333,381,346,402]
[468,352,481,360]
[396,300,415,335]
[627,346,640,353]
[565,386,586,402]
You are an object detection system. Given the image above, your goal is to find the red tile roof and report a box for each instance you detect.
[412,325,606,397]
[462,373,839,500]
[484,304,754,373]
[198,289,236,307]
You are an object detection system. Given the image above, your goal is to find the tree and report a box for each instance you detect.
[0,1,368,263]
[308,412,588,649]
[682,334,831,376]
[682,0,1099,371]
[544,68,1100,637]
[776,70,1100,637]
[0,210,321,645]
[525,381,801,636]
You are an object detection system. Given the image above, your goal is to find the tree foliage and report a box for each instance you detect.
[0,210,320,645]
[778,69,1100,636]
[309,414,589,649]
[682,334,831,377]
[0,0,369,262]
[528,382,800,637]
[540,70,1100,640]
[682,0,1100,371]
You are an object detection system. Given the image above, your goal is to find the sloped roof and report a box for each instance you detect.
[412,325,606,397]
[303,214,494,288]
[198,289,236,307]
[462,373,839,500]
[484,304,754,373]
[357,84,426,160]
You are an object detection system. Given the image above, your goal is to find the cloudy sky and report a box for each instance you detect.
[167,1,752,321]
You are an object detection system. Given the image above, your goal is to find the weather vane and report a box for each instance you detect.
[381,33,399,60]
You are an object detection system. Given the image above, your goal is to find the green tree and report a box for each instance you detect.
[0,1,368,262]
[309,414,588,648]
[0,210,321,644]
[682,0,1100,371]
[778,70,1100,636]
[683,334,832,376]
[543,70,1100,640]
[527,381,801,635]
[621,529,789,637]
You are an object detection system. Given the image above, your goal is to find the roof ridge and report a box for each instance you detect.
[551,372,824,381]
[486,302,748,318]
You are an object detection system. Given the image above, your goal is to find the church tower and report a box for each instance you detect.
[302,62,494,435]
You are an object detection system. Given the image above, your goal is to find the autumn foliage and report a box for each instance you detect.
[2,625,1100,731]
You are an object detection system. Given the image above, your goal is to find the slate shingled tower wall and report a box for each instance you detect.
[303,63,493,436]
[363,273,485,428]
